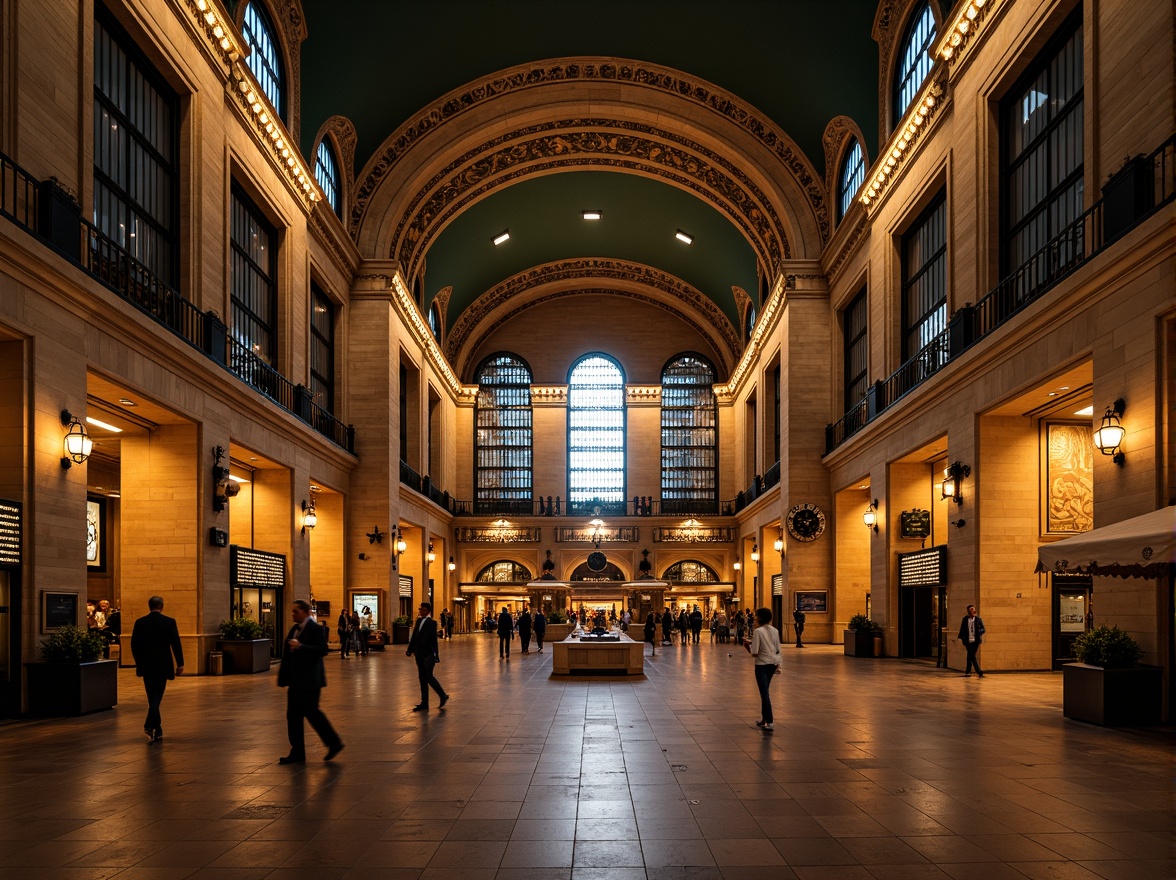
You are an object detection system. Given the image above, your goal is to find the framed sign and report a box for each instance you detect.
[900,509,931,539]
[43,591,79,632]
[86,498,106,571]
[795,591,827,613]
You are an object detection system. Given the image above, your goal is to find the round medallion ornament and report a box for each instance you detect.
[786,503,826,542]
[587,551,608,572]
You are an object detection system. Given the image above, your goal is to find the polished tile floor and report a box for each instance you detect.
[0,635,1171,880]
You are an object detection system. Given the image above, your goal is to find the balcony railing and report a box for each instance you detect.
[452,495,737,517]
[0,149,355,454]
[827,133,1175,454]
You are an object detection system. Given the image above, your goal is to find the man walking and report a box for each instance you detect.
[793,609,806,647]
[278,599,344,763]
[406,601,449,711]
[497,606,513,660]
[518,606,533,653]
[690,606,703,644]
[130,596,183,742]
[957,604,986,677]
[533,609,546,652]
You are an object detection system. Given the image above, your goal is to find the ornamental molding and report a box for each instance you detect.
[715,273,786,401]
[822,116,870,202]
[456,527,542,543]
[351,58,829,247]
[873,0,945,147]
[446,258,739,375]
[234,0,307,141]
[653,527,736,543]
[313,115,358,215]
[385,121,791,289]
[555,527,640,543]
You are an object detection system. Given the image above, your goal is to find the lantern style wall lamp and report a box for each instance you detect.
[863,498,879,532]
[773,529,784,554]
[733,560,741,572]
[750,543,760,563]
[427,541,436,564]
[301,499,316,535]
[1093,398,1126,465]
[941,461,970,505]
[448,555,456,572]
[60,410,94,469]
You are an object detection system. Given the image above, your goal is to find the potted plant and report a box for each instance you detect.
[542,608,573,642]
[216,617,272,674]
[25,625,118,715]
[1063,625,1161,726]
[844,614,879,657]
[391,615,413,645]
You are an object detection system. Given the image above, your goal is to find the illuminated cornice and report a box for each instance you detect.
[936,0,1000,65]
[530,386,568,404]
[859,77,945,213]
[714,273,786,401]
[389,274,472,402]
[179,0,243,65]
[230,65,320,209]
[626,385,662,404]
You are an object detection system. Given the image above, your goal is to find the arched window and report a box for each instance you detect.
[661,354,717,514]
[428,302,442,344]
[315,139,340,216]
[570,560,626,581]
[476,561,532,583]
[475,354,533,515]
[894,1,936,124]
[662,560,719,583]
[567,355,626,514]
[242,2,284,120]
[837,139,865,221]
[744,303,757,342]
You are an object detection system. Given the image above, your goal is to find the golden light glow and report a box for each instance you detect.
[937,0,996,62]
[859,82,944,211]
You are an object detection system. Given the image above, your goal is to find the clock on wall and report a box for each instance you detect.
[786,503,826,542]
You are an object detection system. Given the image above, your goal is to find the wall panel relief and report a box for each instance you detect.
[1045,423,1093,534]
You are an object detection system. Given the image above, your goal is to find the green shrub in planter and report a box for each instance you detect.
[217,617,266,640]
[1072,625,1143,668]
[40,625,107,662]
[392,615,412,627]
[847,614,877,631]
[545,608,566,624]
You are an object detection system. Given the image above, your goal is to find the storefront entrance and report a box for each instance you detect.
[900,586,946,661]
[1051,573,1092,669]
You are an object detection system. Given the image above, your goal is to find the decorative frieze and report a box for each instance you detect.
[555,527,639,543]
[456,527,542,543]
[653,527,736,543]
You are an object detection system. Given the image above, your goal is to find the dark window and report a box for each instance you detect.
[838,139,865,221]
[1002,17,1083,278]
[894,1,937,125]
[314,139,340,216]
[662,560,719,583]
[475,355,533,515]
[568,354,626,512]
[660,355,717,514]
[843,288,868,405]
[428,302,442,343]
[901,192,947,363]
[93,11,178,286]
[744,303,757,341]
[242,2,284,120]
[399,362,408,463]
[771,365,781,465]
[310,284,334,413]
[230,186,277,364]
[475,561,533,583]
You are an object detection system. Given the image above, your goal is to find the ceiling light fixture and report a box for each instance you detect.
[85,416,123,433]
[1074,405,1094,417]
[493,230,510,246]
[674,229,693,245]
[582,210,602,220]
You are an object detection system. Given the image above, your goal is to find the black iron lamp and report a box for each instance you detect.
[863,498,879,532]
[773,529,784,554]
[301,499,317,534]
[427,541,436,564]
[750,543,760,563]
[60,410,93,469]
[941,461,970,505]
[1093,398,1126,465]
[448,555,456,572]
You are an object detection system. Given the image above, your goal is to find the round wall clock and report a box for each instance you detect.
[587,551,608,571]
[786,503,826,542]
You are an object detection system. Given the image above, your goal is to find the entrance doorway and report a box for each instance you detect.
[231,586,282,658]
[900,586,945,660]
[1051,573,1092,669]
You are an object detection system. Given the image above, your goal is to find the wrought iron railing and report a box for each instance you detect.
[0,149,355,454]
[827,133,1175,454]
[453,495,737,517]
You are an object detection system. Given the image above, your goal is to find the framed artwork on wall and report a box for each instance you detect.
[86,498,106,571]
[42,591,80,632]
[1044,423,1093,534]
[795,590,828,612]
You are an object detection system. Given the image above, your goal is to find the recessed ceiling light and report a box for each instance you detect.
[1074,405,1094,417]
[118,398,136,406]
[493,230,510,246]
[675,229,693,245]
[1047,392,1057,397]
[227,475,251,484]
[85,417,123,433]
[582,210,602,221]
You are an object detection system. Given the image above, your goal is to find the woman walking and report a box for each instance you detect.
[745,607,782,731]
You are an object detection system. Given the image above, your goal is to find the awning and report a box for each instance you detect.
[1036,506,1176,579]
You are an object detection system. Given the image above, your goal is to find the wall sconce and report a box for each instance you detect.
[427,541,436,563]
[1093,398,1126,465]
[941,461,970,505]
[301,499,317,535]
[448,555,456,572]
[211,446,240,511]
[366,525,383,545]
[750,543,760,563]
[588,518,606,548]
[396,527,407,555]
[733,560,741,572]
[773,530,784,554]
[60,410,93,469]
[863,498,879,532]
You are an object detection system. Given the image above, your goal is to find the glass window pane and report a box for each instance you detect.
[660,355,717,514]
[568,355,626,510]
[242,2,285,120]
[894,2,937,123]
[315,140,340,216]
[838,140,865,220]
[475,355,533,514]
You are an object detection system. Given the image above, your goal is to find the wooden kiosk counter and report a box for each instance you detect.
[551,631,645,675]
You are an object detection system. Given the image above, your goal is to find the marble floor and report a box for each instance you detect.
[0,636,1171,880]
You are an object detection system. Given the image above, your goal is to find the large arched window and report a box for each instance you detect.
[567,354,626,514]
[893,1,936,124]
[315,139,341,216]
[837,139,865,221]
[744,303,757,342]
[475,354,533,515]
[428,302,442,344]
[476,561,532,583]
[661,354,717,514]
[242,2,284,120]
[662,560,719,583]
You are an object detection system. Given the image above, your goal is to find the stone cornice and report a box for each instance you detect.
[715,273,786,402]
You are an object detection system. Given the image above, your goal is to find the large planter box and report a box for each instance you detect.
[542,623,573,642]
[216,639,272,674]
[391,625,412,645]
[843,629,876,657]
[25,660,118,715]
[1063,662,1163,726]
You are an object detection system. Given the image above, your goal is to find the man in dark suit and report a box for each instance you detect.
[497,606,514,660]
[406,601,449,711]
[130,596,184,742]
[533,610,546,652]
[277,599,344,763]
[957,604,986,677]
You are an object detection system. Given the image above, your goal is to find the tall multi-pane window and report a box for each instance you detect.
[1002,16,1083,282]
[661,355,717,514]
[242,2,284,119]
[568,355,626,513]
[901,192,947,363]
[314,140,340,216]
[771,365,781,465]
[843,288,869,406]
[475,354,533,515]
[230,186,277,364]
[894,1,936,124]
[310,284,334,413]
[662,561,719,583]
[837,139,865,221]
[93,11,178,285]
[476,561,532,583]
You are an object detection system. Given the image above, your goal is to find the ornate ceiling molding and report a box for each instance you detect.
[351,58,829,249]
[386,120,791,289]
[447,259,739,378]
